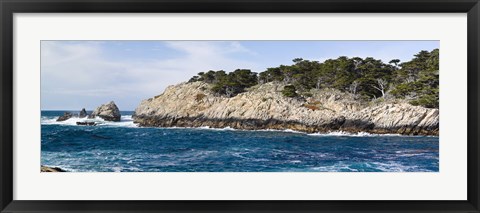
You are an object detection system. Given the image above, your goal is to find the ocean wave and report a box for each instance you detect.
[165,127,423,137]
[308,131,402,137]
[42,116,435,137]
[196,126,235,131]
[307,161,433,172]
[394,150,438,158]
[367,161,427,172]
[41,115,138,128]
[255,128,304,134]
[168,126,311,134]
[167,126,235,131]
[163,126,421,137]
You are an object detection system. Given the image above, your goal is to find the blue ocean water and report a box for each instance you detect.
[41,111,439,172]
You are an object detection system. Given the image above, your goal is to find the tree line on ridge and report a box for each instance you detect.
[188,49,439,108]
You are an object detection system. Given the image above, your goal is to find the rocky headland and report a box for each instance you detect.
[133,82,439,136]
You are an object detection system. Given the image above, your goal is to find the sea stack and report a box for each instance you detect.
[79,108,88,118]
[89,101,121,121]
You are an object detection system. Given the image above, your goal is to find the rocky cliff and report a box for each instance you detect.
[133,82,439,135]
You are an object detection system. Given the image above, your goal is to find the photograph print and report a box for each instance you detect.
[41,41,439,172]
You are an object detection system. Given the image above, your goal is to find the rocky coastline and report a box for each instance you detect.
[133,82,439,136]
[41,165,66,172]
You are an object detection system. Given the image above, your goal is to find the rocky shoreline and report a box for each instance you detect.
[133,82,439,136]
[133,116,437,135]
[41,166,66,172]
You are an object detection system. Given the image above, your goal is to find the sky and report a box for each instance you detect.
[41,40,439,110]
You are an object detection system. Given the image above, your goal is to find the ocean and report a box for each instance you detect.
[41,111,439,172]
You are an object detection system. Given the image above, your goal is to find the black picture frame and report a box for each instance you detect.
[1,0,479,212]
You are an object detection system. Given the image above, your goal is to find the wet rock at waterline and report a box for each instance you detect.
[56,112,73,121]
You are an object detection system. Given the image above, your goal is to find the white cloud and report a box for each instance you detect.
[41,41,259,110]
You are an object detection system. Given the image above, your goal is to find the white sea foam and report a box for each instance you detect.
[308,162,357,172]
[41,115,138,128]
[197,126,235,131]
[168,126,238,131]
[42,115,435,137]
[396,153,426,157]
[368,161,424,172]
[308,161,430,172]
[394,150,436,158]
[164,126,407,137]
[308,131,402,137]
[112,167,123,172]
[170,126,304,133]
[255,128,304,134]
[221,126,235,131]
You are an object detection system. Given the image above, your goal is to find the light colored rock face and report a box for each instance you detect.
[90,101,121,122]
[133,82,439,135]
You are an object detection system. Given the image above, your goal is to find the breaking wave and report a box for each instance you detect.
[308,131,402,137]
[41,115,138,128]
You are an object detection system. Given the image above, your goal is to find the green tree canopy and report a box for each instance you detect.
[188,49,439,108]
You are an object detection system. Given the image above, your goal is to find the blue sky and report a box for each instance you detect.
[41,40,439,110]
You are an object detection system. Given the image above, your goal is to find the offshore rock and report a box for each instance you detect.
[89,101,121,121]
[56,112,73,122]
[76,121,97,126]
[79,108,88,118]
[133,82,439,136]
